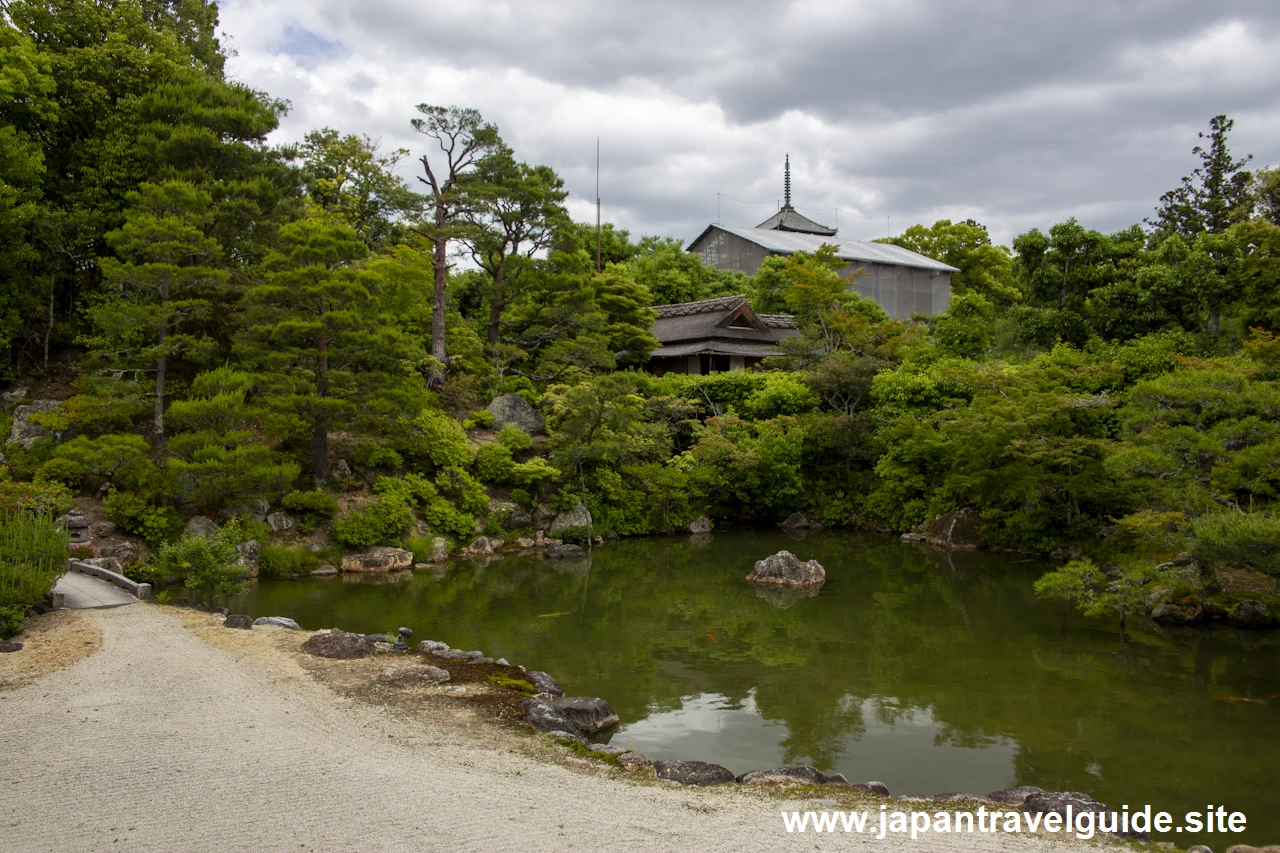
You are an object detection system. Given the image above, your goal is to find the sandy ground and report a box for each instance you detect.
[0,605,1115,853]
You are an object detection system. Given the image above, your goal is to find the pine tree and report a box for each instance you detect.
[1150,115,1254,237]
[235,212,430,480]
[87,180,225,445]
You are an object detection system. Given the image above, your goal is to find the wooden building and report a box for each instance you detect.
[647,294,798,376]
[687,157,959,320]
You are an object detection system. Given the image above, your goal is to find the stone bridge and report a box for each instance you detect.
[52,561,151,609]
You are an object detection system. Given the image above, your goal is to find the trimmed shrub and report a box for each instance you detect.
[463,409,494,429]
[102,489,182,545]
[49,434,152,490]
[347,441,404,473]
[281,489,340,532]
[332,496,415,549]
[33,458,86,490]
[495,423,533,454]
[475,443,515,484]
[1191,512,1280,577]
[392,409,472,470]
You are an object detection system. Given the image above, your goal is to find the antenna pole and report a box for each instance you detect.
[595,137,601,274]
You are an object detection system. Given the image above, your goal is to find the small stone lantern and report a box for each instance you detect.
[59,511,92,546]
[393,627,413,652]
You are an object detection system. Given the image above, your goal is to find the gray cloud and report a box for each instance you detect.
[220,0,1280,247]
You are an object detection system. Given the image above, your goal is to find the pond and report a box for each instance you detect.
[229,530,1280,848]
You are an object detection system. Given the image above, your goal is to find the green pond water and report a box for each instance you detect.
[229,530,1280,847]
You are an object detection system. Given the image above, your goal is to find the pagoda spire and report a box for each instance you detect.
[784,154,791,208]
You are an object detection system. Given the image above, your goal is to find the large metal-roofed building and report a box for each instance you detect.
[686,157,959,319]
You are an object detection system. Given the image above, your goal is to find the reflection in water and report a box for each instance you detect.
[231,530,1280,847]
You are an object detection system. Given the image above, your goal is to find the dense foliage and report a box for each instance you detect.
[1,2,1277,635]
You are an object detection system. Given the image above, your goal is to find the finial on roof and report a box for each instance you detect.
[784,154,791,208]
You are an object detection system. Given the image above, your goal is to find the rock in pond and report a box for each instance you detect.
[253,616,301,630]
[521,698,580,736]
[551,697,619,733]
[487,393,545,435]
[428,536,449,563]
[526,670,564,697]
[746,551,825,587]
[224,614,253,630]
[987,785,1045,805]
[778,512,812,529]
[1024,791,1148,840]
[925,508,981,550]
[311,564,338,577]
[546,544,585,559]
[549,503,591,539]
[688,516,712,534]
[653,759,736,787]
[341,546,413,574]
[378,664,450,686]
[1231,600,1271,628]
[737,765,835,785]
[301,629,373,660]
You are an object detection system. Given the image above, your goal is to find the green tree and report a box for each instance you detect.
[235,213,429,480]
[295,127,418,249]
[886,219,1020,303]
[627,235,745,306]
[86,181,225,445]
[1150,114,1254,238]
[1256,166,1280,227]
[409,104,503,380]
[158,520,248,606]
[460,150,568,345]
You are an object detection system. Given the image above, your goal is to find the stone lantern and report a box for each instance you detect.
[59,511,92,546]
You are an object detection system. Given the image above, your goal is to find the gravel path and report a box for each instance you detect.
[0,606,1095,853]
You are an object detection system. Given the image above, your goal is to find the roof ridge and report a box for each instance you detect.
[652,294,748,317]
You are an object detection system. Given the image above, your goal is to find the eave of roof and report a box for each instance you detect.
[650,340,787,358]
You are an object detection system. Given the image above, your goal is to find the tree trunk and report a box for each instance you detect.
[1209,304,1220,336]
[311,421,330,482]
[430,202,449,388]
[487,263,505,346]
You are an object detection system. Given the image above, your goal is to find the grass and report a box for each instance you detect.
[560,739,621,767]
[488,673,537,694]
[0,511,71,638]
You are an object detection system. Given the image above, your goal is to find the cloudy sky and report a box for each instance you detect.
[217,0,1280,247]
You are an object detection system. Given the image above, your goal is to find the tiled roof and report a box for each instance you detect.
[649,295,799,349]
[652,294,749,317]
[755,205,838,236]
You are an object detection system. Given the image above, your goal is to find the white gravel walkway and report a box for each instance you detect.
[0,605,1098,853]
